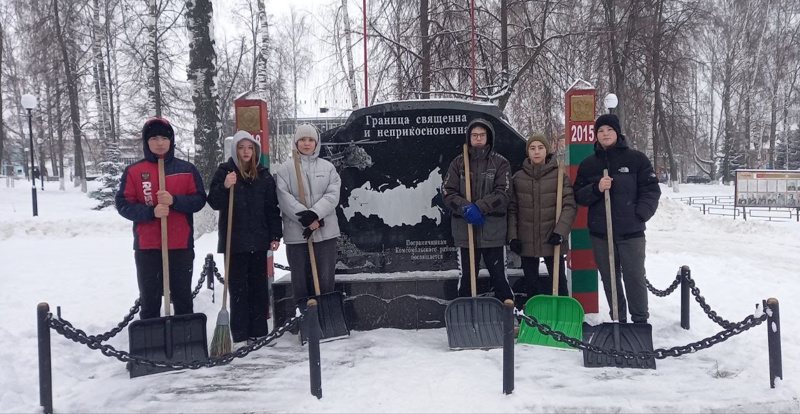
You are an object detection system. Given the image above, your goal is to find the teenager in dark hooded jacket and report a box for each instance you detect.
[573,114,660,324]
[208,130,282,344]
[442,118,514,302]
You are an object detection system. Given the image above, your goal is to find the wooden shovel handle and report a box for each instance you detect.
[463,144,477,298]
[552,161,564,296]
[293,150,321,296]
[603,169,618,321]
[158,158,171,317]
[222,185,234,309]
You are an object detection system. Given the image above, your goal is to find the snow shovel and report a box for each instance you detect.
[445,144,507,350]
[582,170,655,369]
[518,161,584,349]
[292,150,349,342]
[128,157,208,378]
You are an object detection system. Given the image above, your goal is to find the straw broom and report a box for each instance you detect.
[210,185,235,356]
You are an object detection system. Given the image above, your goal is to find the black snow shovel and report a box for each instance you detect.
[292,150,349,342]
[582,170,655,369]
[445,144,508,350]
[128,157,208,378]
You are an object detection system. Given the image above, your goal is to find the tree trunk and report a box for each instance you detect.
[147,0,162,117]
[256,0,269,97]
[420,0,430,99]
[104,0,117,141]
[46,81,58,176]
[721,50,734,184]
[394,0,403,99]
[339,0,359,108]
[0,19,4,173]
[500,0,508,91]
[53,0,87,192]
[55,75,66,190]
[92,0,112,148]
[186,0,221,186]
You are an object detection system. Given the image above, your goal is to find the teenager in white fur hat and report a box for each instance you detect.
[275,123,341,305]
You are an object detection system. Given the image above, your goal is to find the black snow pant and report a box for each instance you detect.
[287,238,338,302]
[227,251,269,343]
[134,249,195,319]
[590,235,649,323]
[457,246,514,302]
[520,255,569,300]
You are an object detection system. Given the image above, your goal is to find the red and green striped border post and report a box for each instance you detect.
[234,96,273,278]
[564,83,598,314]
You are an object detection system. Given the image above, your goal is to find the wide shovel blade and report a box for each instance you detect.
[445,297,505,350]
[582,322,655,369]
[128,313,208,378]
[298,291,350,343]
[517,295,584,349]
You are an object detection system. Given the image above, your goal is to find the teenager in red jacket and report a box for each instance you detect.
[115,118,207,319]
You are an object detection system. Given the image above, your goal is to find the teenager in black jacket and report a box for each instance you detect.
[573,114,660,324]
[208,130,283,344]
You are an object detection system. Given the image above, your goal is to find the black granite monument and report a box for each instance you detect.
[273,99,529,330]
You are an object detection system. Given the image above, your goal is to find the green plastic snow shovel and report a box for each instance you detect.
[517,160,584,348]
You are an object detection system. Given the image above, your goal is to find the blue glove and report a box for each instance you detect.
[462,203,485,225]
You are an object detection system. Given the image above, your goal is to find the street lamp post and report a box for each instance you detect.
[21,93,38,217]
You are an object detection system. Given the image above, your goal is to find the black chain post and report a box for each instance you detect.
[307,299,322,399]
[766,298,782,389]
[37,303,53,414]
[205,254,215,290]
[502,300,514,395]
[681,266,690,330]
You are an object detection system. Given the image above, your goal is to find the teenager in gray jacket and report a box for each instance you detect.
[275,124,341,303]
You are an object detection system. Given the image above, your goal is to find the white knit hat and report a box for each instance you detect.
[294,123,319,144]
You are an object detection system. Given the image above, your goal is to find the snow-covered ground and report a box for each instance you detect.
[1,180,798,413]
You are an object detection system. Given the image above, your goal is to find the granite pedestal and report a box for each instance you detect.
[272,268,559,331]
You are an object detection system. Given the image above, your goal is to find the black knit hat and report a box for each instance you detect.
[594,114,622,137]
[142,118,174,141]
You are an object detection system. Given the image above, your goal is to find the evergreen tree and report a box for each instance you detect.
[90,144,125,210]
[788,129,800,170]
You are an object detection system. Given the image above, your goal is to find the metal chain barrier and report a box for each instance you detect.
[274,262,290,271]
[86,264,213,342]
[47,312,304,370]
[685,273,736,330]
[515,307,767,361]
[212,263,225,285]
[86,257,287,343]
[646,272,682,297]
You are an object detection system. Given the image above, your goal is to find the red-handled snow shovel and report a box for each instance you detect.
[582,169,655,369]
[445,143,510,350]
[518,160,584,348]
[128,157,208,378]
[292,150,349,342]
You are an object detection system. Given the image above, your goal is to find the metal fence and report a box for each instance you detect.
[676,195,800,222]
